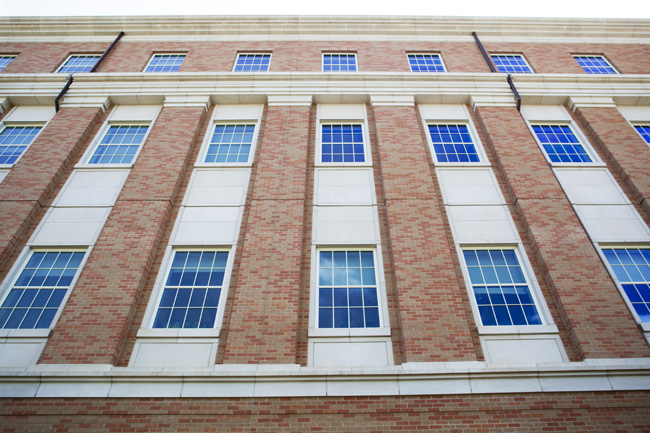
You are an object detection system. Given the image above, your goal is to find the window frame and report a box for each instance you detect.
[316,122,371,167]
[322,52,358,72]
[143,53,186,73]
[424,121,489,166]
[458,245,551,331]
[573,55,619,74]
[232,53,272,72]
[632,124,650,147]
[78,121,153,168]
[0,55,16,72]
[490,53,534,74]
[0,247,88,337]
[56,54,101,74]
[527,121,602,167]
[0,122,45,168]
[196,121,261,167]
[407,53,447,72]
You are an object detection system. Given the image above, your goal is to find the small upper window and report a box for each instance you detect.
[408,54,445,72]
[0,125,42,165]
[491,54,533,73]
[531,124,593,164]
[0,55,15,72]
[144,54,185,72]
[427,124,480,163]
[321,124,365,163]
[57,55,100,73]
[602,248,650,323]
[634,125,650,145]
[574,55,617,74]
[234,53,271,72]
[88,124,149,165]
[204,124,256,164]
[323,53,357,72]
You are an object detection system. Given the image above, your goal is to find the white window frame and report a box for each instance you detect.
[490,53,534,73]
[0,122,46,168]
[457,244,555,334]
[140,246,235,337]
[597,244,650,332]
[143,53,186,73]
[632,123,650,147]
[406,53,447,72]
[77,121,154,168]
[232,53,272,72]
[526,120,603,167]
[56,54,101,74]
[0,55,16,72]
[0,247,89,337]
[573,55,619,74]
[309,246,390,338]
[196,120,261,167]
[316,105,372,168]
[322,53,358,72]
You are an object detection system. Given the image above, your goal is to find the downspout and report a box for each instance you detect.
[55,31,124,112]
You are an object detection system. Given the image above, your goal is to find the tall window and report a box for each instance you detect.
[323,53,357,72]
[88,124,149,165]
[57,55,100,73]
[0,251,85,329]
[408,54,445,72]
[234,53,271,72]
[491,54,533,73]
[0,125,42,165]
[574,55,617,74]
[321,124,365,163]
[145,54,185,72]
[204,124,256,163]
[317,250,380,328]
[531,124,593,163]
[153,251,228,329]
[428,124,480,163]
[462,249,542,326]
[0,55,15,72]
[602,248,650,323]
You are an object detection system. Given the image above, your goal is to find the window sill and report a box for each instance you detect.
[308,327,391,338]
[0,329,51,338]
[477,324,559,335]
[74,163,135,170]
[193,162,253,169]
[136,328,221,338]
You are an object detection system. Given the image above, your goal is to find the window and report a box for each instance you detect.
[408,54,445,72]
[634,125,650,145]
[321,124,365,163]
[144,54,185,72]
[531,124,592,163]
[152,250,228,329]
[462,249,542,326]
[234,53,271,72]
[57,55,100,73]
[490,54,533,73]
[88,124,149,165]
[428,124,480,163]
[602,248,650,323]
[0,251,85,329]
[323,53,357,72]
[574,55,617,74]
[317,250,380,329]
[0,55,15,72]
[0,125,42,165]
[204,124,255,163]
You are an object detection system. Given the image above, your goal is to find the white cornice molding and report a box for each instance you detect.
[163,95,211,110]
[0,16,649,42]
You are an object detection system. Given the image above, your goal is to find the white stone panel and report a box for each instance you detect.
[419,104,469,121]
[31,207,110,246]
[575,205,650,242]
[108,381,182,398]
[173,206,241,244]
[469,376,543,394]
[437,169,503,205]
[319,104,365,120]
[315,206,378,244]
[310,339,391,367]
[447,206,519,243]
[327,377,400,396]
[185,169,250,206]
[617,106,650,122]
[5,106,55,123]
[520,105,571,122]
[214,104,263,120]
[554,169,628,205]
[37,380,111,398]
[110,105,161,122]
[539,375,612,392]
[399,377,472,395]
[316,168,374,205]
[130,339,218,368]
[182,380,255,398]
[0,170,8,184]
[55,170,129,207]
[254,379,328,397]
[0,339,46,367]
[481,337,566,365]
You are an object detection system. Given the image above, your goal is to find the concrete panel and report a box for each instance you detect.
[482,337,566,365]
[316,168,374,205]
[130,339,218,368]
[521,105,571,122]
[5,106,55,123]
[315,206,378,244]
[31,207,110,246]
[214,104,263,120]
[186,169,250,206]
[311,339,391,367]
[0,339,46,367]
[419,104,469,121]
[174,206,241,244]
[320,104,365,120]
[447,205,519,243]
[55,170,129,207]
[575,205,650,242]
[555,169,628,205]
[437,168,503,205]
[110,105,162,122]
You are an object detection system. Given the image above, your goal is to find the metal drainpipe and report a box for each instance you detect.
[55,31,124,112]
[472,31,522,111]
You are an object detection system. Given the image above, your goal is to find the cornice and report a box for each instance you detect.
[0,16,649,42]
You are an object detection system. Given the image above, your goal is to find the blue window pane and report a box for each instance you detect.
[319,288,333,307]
[523,305,542,325]
[5,309,27,328]
[89,125,148,165]
[321,124,365,163]
[17,289,37,308]
[195,269,210,286]
[495,267,512,284]
[333,268,347,285]
[349,308,364,328]
[365,308,380,327]
[463,250,479,266]
[408,54,445,72]
[574,56,617,74]
[46,290,66,308]
[494,306,512,326]
[478,306,497,326]
[487,286,504,305]
[20,309,41,329]
[637,284,650,302]
[428,124,480,164]
[180,270,197,286]
[159,289,177,307]
[349,288,363,306]
[1,290,23,308]
[502,286,518,304]
[199,308,217,328]
[334,288,348,307]
[467,267,484,284]
[633,303,650,322]
[175,289,191,307]
[474,286,490,305]
[623,284,642,303]
[333,251,347,267]
[516,286,534,304]
[58,55,100,73]
[205,289,221,307]
[482,267,498,284]
[189,289,206,307]
[532,124,592,164]
[319,308,333,328]
[334,308,348,328]
[31,289,52,308]
[184,309,201,328]
[491,55,532,73]
[35,309,57,329]
[209,270,225,286]
[363,288,378,307]
[234,54,271,72]
[509,266,526,284]
[319,267,332,285]
[348,268,361,285]
[0,309,11,328]
[361,252,374,267]
[168,309,186,328]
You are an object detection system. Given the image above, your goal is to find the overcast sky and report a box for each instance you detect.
[1,0,649,19]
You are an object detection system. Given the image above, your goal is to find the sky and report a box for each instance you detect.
[1,0,649,19]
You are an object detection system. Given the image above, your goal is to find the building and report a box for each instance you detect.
[0,14,649,431]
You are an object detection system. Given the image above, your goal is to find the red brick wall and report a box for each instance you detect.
[220,105,310,364]
[39,106,207,365]
[474,105,650,359]
[371,104,477,362]
[0,392,648,432]
[0,43,110,73]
